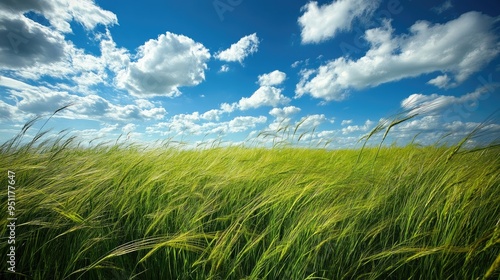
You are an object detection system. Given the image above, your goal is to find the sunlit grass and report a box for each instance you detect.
[0,115,499,279]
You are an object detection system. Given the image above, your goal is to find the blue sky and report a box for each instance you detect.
[0,0,499,148]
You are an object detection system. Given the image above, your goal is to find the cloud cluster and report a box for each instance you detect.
[296,11,500,101]
[0,76,167,122]
[342,119,374,134]
[1,0,213,102]
[147,114,267,136]
[298,0,380,44]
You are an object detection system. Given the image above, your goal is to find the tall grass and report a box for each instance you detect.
[1,115,499,279]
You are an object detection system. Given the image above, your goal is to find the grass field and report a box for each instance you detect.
[1,119,499,279]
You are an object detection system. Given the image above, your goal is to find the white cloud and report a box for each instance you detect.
[147,114,267,136]
[122,123,137,133]
[0,76,36,91]
[61,0,118,31]
[267,106,302,131]
[220,102,238,113]
[257,70,287,86]
[0,79,167,122]
[219,65,230,73]
[99,30,130,73]
[342,119,374,134]
[296,114,328,130]
[432,0,453,14]
[0,0,117,34]
[0,0,117,71]
[140,107,167,120]
[296,12,500,101]
[70,94,166,121]
[1,29,129,95]
[228,116,267,133]
[401,86,493,117]
[388,115,500,147]
[117,32,211,97]
[215,33,259,63]
[0,100,19,121]
[0,11,67,69]
[427,74,452,88]
[269,106,301,118]
[9,42,109,91]
[199,109,220,121]
[291,59,310,68]
[238,86,290,110]
[236,70,290,110]
[298,0,380,44]
[341,119,353,126]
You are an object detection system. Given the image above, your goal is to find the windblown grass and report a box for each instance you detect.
[1,118,499,279]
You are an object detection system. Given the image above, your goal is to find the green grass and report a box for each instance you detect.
[1,130,499,279]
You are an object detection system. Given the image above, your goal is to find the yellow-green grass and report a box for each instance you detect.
[1,137,499,279]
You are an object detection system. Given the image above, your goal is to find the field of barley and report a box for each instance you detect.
[1,120,499,279]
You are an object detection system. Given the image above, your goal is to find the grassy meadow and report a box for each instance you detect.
[1,118,499,279]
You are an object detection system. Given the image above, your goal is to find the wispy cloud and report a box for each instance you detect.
[432,0,453,14]
[401,86,494,117]
[219,64,230,73]
[215,33,260,64]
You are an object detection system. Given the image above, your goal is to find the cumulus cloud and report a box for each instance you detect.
[220,102,238,113]
[215,33,259,63]
[298,0,380,44]
[269,106,301,118]
[238,87,290,110]
[116,32,211,97]
[237,70,290,110]
[257,70,287,86]
[295,12,500,101]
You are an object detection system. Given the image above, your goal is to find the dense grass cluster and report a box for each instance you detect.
[1,134,499,279]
